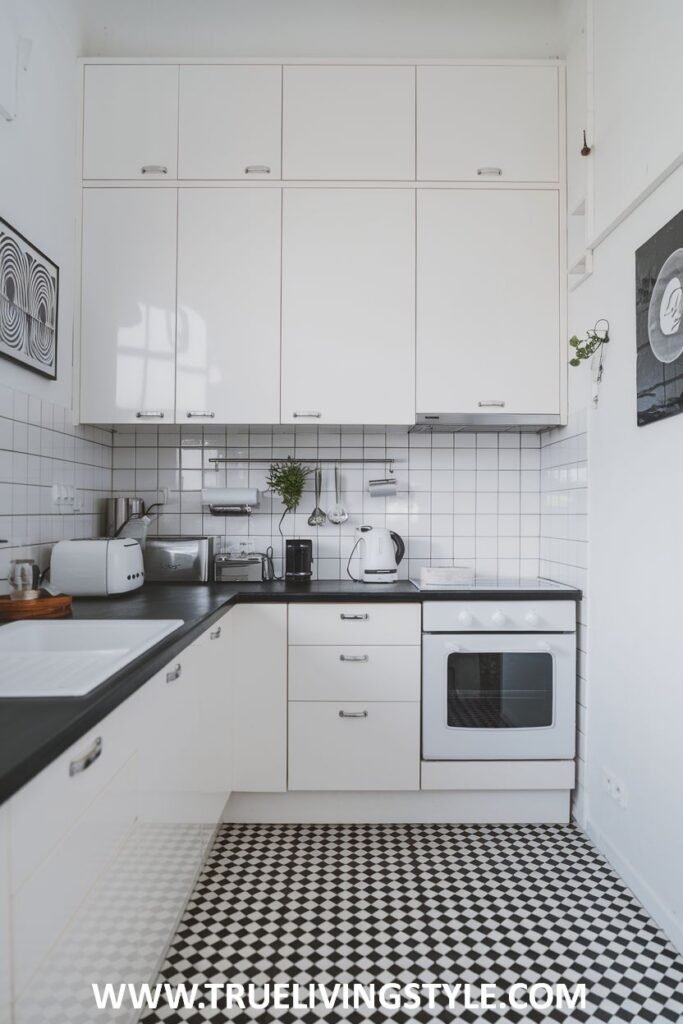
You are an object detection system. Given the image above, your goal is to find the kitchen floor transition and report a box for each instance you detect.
[142,823,683,1023]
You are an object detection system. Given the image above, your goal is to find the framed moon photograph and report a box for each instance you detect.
[0,216,59,380]
[636,209,683,426]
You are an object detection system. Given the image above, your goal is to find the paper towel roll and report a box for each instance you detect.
[201,488,260,507]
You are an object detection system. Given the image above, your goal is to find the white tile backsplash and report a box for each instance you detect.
[0,385,112,592]
[110,424,542,581]
[540,409,589,825]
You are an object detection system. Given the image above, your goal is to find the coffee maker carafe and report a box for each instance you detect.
[285,539,313,582]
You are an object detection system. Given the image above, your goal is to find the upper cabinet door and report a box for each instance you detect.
[416,189,560,418]
[417,66,559,182]
[176,189,281,424]
[80,189,177,424]
[178,66,282,179]
[282,66,415,179]
[281,189,415,425]
[82,65,179,179]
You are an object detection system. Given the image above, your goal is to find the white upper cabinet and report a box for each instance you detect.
[83,65,179,179]
[417,65,559,182]
[282,66,415,179]
[176,189,281,423]
[281,188,415,425]
[80,189,177,424]
[178,65,282,179]
[416,189,560,420]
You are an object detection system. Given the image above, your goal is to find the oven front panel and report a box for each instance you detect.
[422,632,576,760]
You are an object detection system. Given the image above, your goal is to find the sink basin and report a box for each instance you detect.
[0,619,184,698]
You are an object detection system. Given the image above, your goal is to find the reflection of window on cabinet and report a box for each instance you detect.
[80,189,177,424]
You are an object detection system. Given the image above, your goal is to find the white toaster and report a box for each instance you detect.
[50,539,145,596]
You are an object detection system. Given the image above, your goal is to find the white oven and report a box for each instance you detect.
[422,600,576,760]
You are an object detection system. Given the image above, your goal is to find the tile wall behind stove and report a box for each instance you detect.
[112,425,542,582]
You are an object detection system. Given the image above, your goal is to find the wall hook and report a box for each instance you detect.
[581,130,592,156]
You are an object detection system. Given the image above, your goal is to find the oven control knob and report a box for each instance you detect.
[491,609,507,626]
[525,611,540,626]
[457,610,473,627]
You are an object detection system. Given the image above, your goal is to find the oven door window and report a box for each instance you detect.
[446,652,553,729]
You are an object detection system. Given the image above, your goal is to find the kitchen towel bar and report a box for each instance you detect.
[208,456,398,473]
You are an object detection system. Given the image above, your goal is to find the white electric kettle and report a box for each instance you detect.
[354,525,405,583]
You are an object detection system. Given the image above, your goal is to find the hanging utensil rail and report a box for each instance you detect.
[208,456,397,472]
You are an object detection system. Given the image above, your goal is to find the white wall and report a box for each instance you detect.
[76,0,565,59]
[0,0,82,410]
[566,0,683,952]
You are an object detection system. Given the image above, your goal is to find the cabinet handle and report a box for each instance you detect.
[244,165,271,175]
[69,737,102,777]
[141,165,168,175]
[166,663,182,683]
[340,613,369,621]
[339,654,369,662]
[477,167,503,176]
[136,411,165,419]
[210,626,222,640]
[477,400,506,408]
[339,710,368,719]
[186,411,215,418]
[293,411,321,419]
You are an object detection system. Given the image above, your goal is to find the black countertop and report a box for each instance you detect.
[0,579,581,805]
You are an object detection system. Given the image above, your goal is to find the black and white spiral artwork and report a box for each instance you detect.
[0,217,59,379]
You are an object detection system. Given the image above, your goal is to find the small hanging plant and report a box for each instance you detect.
[267,459,312,533]
[569,320,610,367]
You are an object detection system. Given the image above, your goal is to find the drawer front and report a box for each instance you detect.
[289,603,421,646]
[288,702,420,791]
[10,681,148,892]
[289,645,420,701]
[12,754,138,995]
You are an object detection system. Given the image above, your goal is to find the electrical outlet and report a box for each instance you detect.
[603,769,628,808]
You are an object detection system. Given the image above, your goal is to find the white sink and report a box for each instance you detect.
[0,619,184,698]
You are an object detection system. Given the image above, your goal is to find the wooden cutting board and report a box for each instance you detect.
[0,593,73,620]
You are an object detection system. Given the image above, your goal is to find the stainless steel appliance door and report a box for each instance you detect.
[422,632,576,760]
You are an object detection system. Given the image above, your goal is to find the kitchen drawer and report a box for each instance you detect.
[12,754,138,995]
[288,702,420,791]
[288,603,420,646]
[10,682,147,892]
[289,645,420,701]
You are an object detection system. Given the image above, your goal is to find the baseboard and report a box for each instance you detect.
[585,818,683,955]
[224,789,570,824]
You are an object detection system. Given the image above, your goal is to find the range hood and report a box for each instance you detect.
[413,412,563,432]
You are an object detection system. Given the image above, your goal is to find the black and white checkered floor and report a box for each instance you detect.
[142,823,683,1023]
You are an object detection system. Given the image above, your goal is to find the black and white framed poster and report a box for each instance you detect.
[636,209,683,426]
[0,216,59,380]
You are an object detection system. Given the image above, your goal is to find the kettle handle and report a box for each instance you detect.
[390,531,405,565]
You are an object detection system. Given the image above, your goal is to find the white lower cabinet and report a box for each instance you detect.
[7,617,233,1024]
[289,702,420,791]
[230,604,287,792]
[289,645,420,702]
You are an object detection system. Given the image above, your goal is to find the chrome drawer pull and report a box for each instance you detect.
[187,411,215,418]
[210,626,222,640]
[339,710,368,719]
[69,737,102,777]
[477,167,502,176]
[292,411,321,418]
[244,165,271,174]
[166,663,182,683]
[340,613,369,621]
[141,164,168,175]
[136,410,165,418]
[339,654,369,662]
[477,400,506,408]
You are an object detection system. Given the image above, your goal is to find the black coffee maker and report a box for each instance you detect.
[285,539,313,582]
